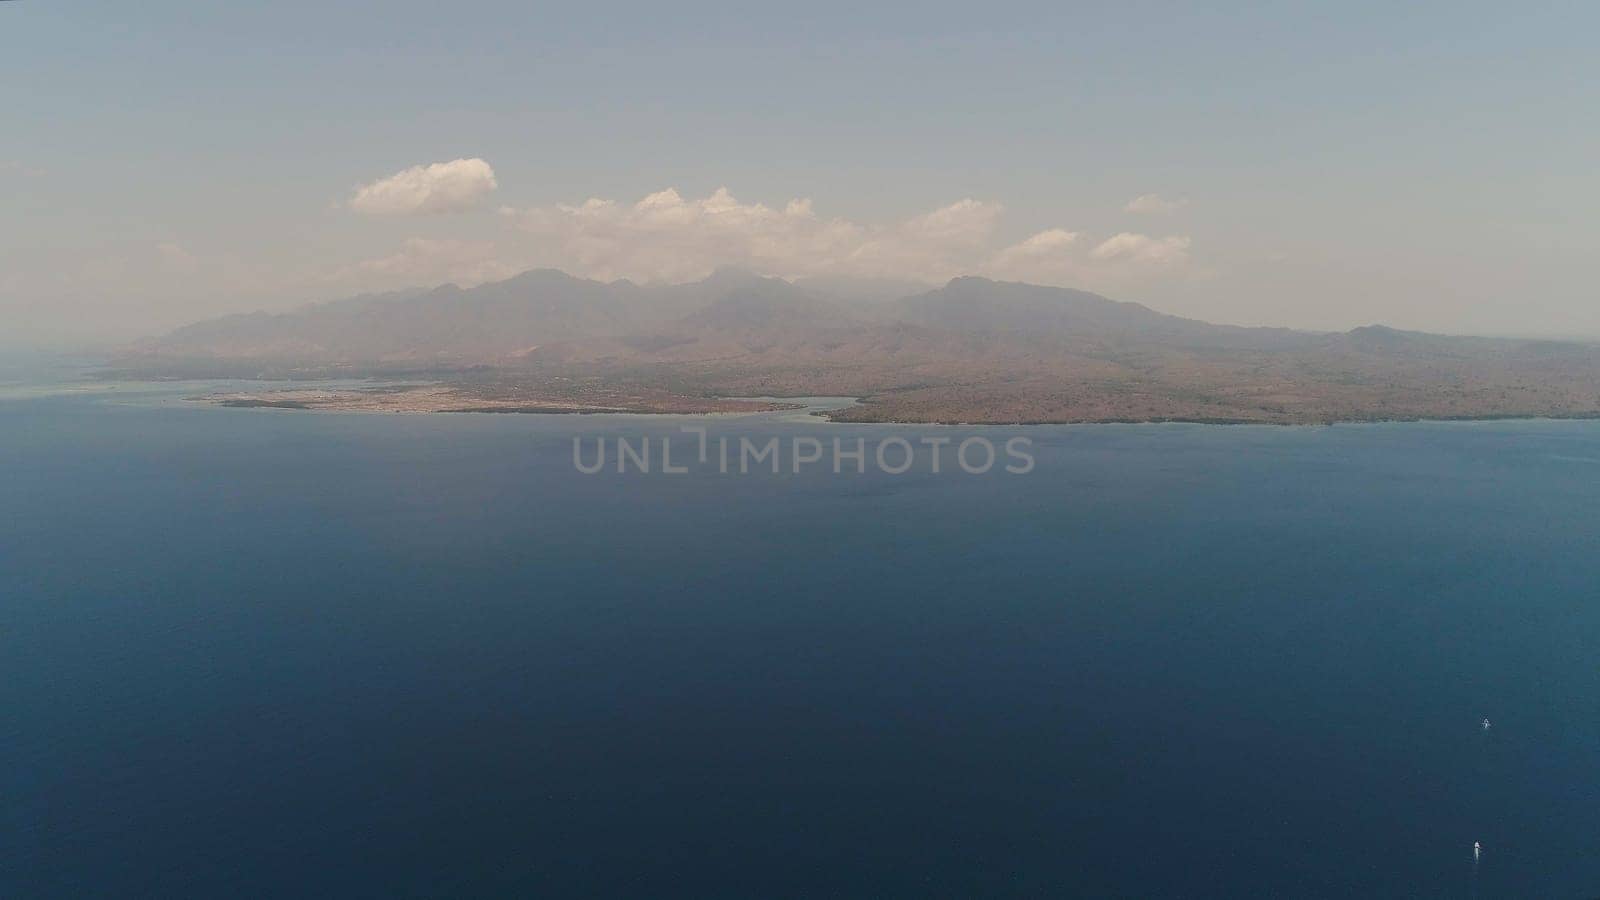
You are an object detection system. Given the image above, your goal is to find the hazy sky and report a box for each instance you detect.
[3,1,1597,345]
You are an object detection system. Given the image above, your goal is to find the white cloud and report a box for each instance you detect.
[1090,232,1192,267]
[324,186,1195,293]
[349,158,498,215]
[1124,193,1185,215]
[984,228,1192,286]
[983,229,1086,285]
[501,187,1009,284]
[989,228,1080,266]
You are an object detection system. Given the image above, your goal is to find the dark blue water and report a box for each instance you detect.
[3,384,1599,897]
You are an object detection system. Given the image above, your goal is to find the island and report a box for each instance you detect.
[108,267,1600,426]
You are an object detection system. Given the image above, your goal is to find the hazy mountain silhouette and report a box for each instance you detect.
[118,267,1600,424]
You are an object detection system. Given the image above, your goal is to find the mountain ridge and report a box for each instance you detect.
[115,267,1600,425]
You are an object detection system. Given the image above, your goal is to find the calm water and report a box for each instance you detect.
[3,382,1599,897]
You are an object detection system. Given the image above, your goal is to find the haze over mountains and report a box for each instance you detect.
[119,268,1600,424]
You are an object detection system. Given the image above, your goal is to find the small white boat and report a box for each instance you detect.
[1473,841,1482,860]
[1482,718,1491,731]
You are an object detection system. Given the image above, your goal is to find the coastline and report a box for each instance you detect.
[187,383,1600,428]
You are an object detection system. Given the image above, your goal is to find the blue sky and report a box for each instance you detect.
[3,1,1597,343]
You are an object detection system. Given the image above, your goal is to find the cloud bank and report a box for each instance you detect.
[1090,232,1191,266]
[350,158,498,215]
[489,187,1190,290]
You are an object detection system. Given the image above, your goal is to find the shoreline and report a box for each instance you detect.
[191,386,1600,429]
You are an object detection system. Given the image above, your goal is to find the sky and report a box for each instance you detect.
[3,1,1598,346]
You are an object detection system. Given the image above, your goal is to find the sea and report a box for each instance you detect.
[3,370,1599,898]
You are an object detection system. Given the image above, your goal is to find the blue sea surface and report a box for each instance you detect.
[3,382,1599,897]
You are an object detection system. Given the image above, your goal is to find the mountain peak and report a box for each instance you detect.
[502,267,587,287]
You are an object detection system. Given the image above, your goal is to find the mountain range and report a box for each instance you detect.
[115,268,1600,424]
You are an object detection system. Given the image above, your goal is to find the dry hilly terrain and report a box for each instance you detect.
[113,267,1600,424]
